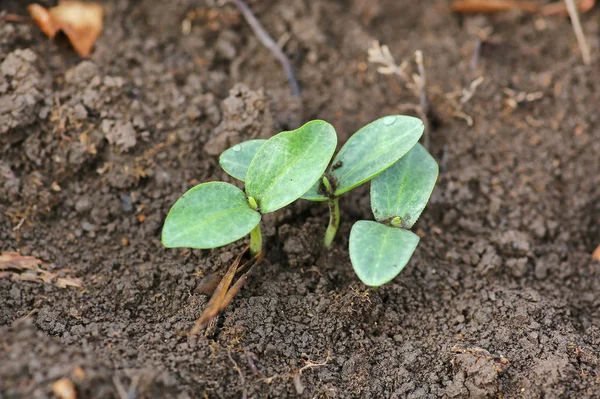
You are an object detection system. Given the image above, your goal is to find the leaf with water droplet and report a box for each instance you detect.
[219,140,266,182]
[371,143,438,228]
[329,115,424,196]
[349,220,420,286]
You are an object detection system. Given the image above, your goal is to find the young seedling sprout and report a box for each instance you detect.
[162,121,336,331]
[220,115,424,246]
[163,120,336,257]
[164,115,438,331]
[350,143,438,286]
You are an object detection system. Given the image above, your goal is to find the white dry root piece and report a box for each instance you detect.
[367,41,431,147]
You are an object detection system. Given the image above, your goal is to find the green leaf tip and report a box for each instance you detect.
[219,139,267,182]
[370,143,438,228]
[331,115,424,196]
[349,220,420,287]
[245,120,337,213]
[162,182,261,249]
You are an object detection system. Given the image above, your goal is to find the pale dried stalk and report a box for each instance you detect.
[368,42,431,149]
[564,0,591,65]
[230,0,300,96]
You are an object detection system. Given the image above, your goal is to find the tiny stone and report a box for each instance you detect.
[120,194,134,213]
[81,221,96,232]
[75,196,92,213]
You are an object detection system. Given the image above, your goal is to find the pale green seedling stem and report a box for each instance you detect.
[246,195,263,256]
[321,176,339,247]
[324,198,340,247]
[249,224,262,256]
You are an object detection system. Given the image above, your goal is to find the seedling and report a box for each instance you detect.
[349,143,438,286]
[162,120,336,332]
[220,115,424,246]
[162,120,337,257]
[163,116,437,332]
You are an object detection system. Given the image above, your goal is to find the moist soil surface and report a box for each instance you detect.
[1,1,600,398]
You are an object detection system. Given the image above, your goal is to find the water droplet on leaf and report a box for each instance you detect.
[232,144,242,152]
[382,116,397,126]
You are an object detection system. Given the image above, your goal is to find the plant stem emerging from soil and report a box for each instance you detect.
[230,0,300,96]
[249,224,262,256]
[323,198,340,247]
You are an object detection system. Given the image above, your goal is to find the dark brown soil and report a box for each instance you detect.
[1,1,600,398]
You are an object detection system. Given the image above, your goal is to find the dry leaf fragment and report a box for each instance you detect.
[190,246,262,335]
[52,378,77,399]
[27,4,60,37]
[450,0,541,13]
[27,1,103,57]
[450,0,595,14]
[73,366,86,380]
[0,251,83,289]
[593,244,600,261]
[542,0,595,16]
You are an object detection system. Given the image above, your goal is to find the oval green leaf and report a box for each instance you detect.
[162,182,261,249]
[370,143,438,228]
[349,220,420,287]
[331,115,424,196]
[245,120,337,213]
[219,139,330,201]
[219,139,267,182]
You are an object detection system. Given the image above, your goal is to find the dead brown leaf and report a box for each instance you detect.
[542,0,595,15]
[190,246,263,335]
[592,244,600,261]
[0,251,83,289]
[450,0,595,14]
[450,0,541,13]
[27,1,103,57]
[52,378,77,399]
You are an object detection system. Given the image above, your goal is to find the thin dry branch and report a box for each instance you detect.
[368,42,432,149]
[229,0,300,96]
[564,0,592,65]
[228,348,248,399]
[413,50,430,149]
[190,247,262,335]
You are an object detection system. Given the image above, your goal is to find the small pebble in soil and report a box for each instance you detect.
[120,194,134,213]
[75,196,92,213]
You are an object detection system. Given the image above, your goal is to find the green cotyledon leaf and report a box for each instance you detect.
[220,139,329,201]
[331,115,423,196]
[219,139,266,182]
[370,143,438,229]
[162,182,260,249]
[349,220,419,287]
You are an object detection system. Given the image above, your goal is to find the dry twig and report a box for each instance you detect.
[190,246,263,335]
[413,50,430,149]
[262,351,332,387]
[564,0,592,65]
[228,348,248,399]
[229,0,300,96]
[451,0,596,15]
[368,42,432,149]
